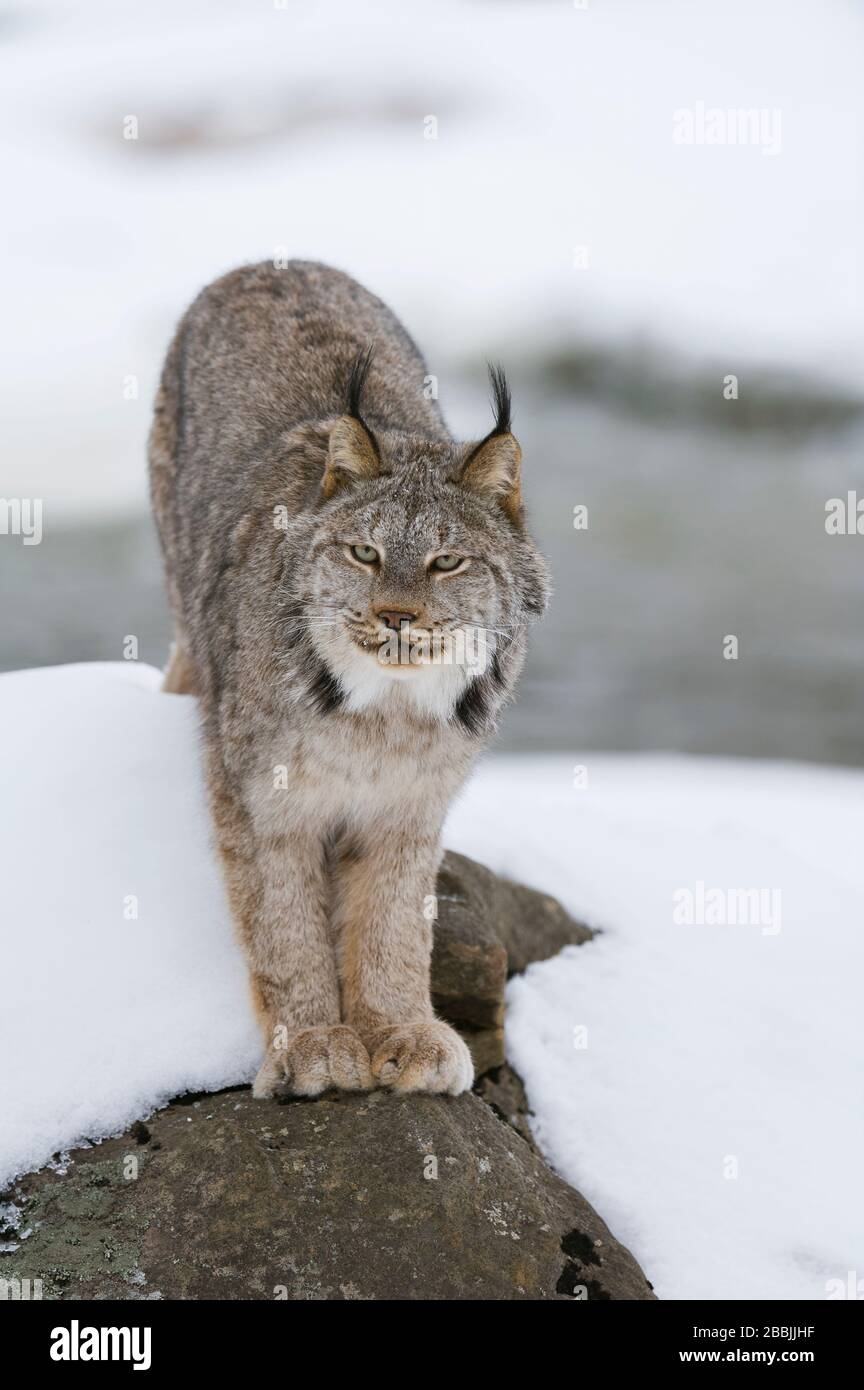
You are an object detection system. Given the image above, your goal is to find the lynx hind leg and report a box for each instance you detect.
[162,640,199,695]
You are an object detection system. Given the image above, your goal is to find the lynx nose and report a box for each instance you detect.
[376,608,417,631]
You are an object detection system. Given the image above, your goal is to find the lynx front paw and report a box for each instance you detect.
[367,1021,474,1096]
[252,1025,373,1099]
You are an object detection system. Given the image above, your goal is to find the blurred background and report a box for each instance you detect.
[1,0,862,759]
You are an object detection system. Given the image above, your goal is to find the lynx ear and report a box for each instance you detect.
[321,345,382,500]
[459,364,523,522]
[323,416,381,498]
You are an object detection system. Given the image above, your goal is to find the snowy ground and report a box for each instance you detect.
[1,662,862,1299]
[448,756,864,1301]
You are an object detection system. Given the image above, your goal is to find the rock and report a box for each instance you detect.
[459,1026,505,1076]
[473,1063,537,1151]
[435,850,593,977]
[431,852,592,1073]
[432,857,508,1029]
[0,1085,654,1301]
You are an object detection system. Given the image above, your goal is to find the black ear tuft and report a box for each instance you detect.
[487,362,512,437]
[342,344,380,464]
[346,344,376,422]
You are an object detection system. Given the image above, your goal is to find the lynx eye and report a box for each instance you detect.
[431,554,464,572]
[349,544,379,565]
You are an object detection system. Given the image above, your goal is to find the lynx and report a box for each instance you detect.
[149,261,549,1098]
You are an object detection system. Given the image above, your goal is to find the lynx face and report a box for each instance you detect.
[284,360,549,722]
[303,470,509,715]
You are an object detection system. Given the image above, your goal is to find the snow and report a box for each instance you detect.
[446,756,864,1301]
[1,661,862,1300]
[2,0,862,519]
[0,663,261,1189]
